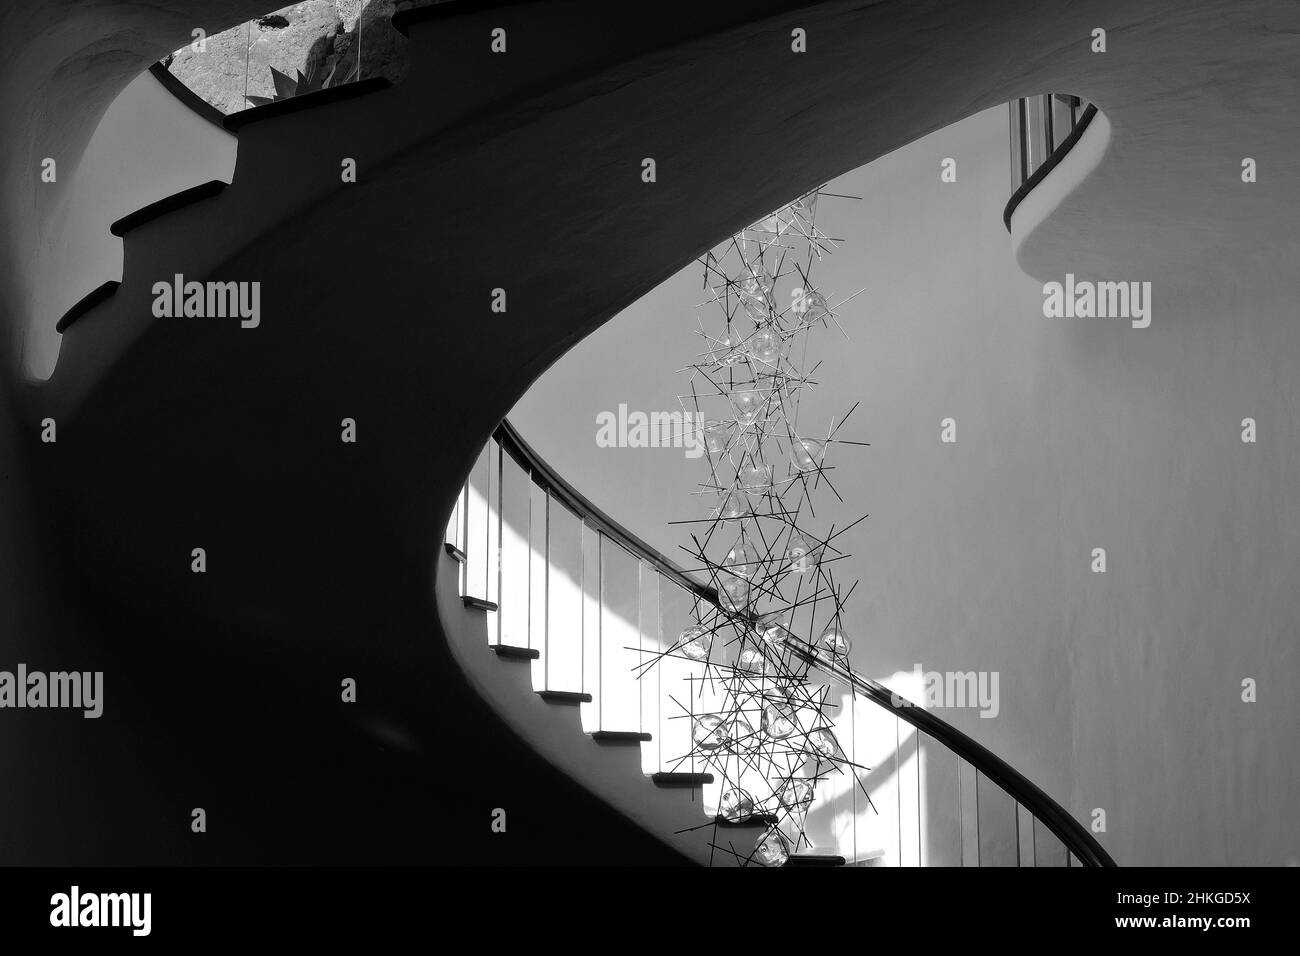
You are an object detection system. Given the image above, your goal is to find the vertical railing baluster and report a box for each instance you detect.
[1042,93,1055,160]
[579,521,601,734]
[544,495,583,694]
[958,759,980,867]
[645,567,661,773]
[487,438,501,644]
[658,580,695,774]
[598,541,640,732]
[916,730,923,865]
[896,715,902,866]
[528,481,547,675]
[598,534,605,731]
[465,444,491,609]
[1017,803,1036,866]
[459,485,468,595]
[542,486,551,691]
[897,716,921,866]
[850,690,857,865]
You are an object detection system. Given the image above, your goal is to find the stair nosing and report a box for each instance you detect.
[651,772,714,787]
[148,62,228,129]
[784,854,847,867]
[714,813,779,827]
[537,690,592,704]
[591,731,652,743]
[56,280,121,334]
[463,596,498,612]
[110,180,227,237]
[224,76,392,132]
[444,542,467,562]
[492,643,539,661]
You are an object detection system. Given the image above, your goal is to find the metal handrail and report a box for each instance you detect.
[492,417,1118,867]
[1003,103,1099,231]
[782,639,1118,867]
[494,419,713,603]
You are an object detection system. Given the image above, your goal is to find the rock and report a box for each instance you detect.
[332,1,409,86]
[166,1,343,114]
[334,0,365,30]
[163,0,411,113]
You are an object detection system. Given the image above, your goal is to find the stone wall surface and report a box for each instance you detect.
[165,0,408,114]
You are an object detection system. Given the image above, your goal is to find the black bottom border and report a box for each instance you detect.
[0,865,1294,940]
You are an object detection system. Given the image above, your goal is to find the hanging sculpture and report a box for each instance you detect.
[644,186,873,866]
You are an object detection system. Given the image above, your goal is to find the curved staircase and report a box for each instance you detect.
[5,0,1162,865]
[439,424,1114,867]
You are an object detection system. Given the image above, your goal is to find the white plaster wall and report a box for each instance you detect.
[21,70,237,380]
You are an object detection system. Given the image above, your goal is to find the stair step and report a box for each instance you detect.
[652,772,714,788]
[591,731,652,743]
[537,690,592,704]
[56,280,120,333]
[110,180,227,237]
[444,542,466,562]
[714,813,778,827]
[463,596,498,612]
[784,854,847,867]
[225,76,391,132]
[492,644,538,661]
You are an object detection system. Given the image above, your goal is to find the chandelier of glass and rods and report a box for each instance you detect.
[642,186,873,866]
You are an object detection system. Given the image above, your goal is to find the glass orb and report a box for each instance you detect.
[737,647,767,674]
[732,388,765,425]
[721,714,755,747]
[755,609,790,645]
[719,576,749,612]
[801,290,829,322]
[678,624,711,661]
[761,702,796,739]
[713,327,742,366]
[738,262,773,297]
[741,292,772,324]
[737,462,772,498]
[724,534,757,579]
[806,728,838,760]
[719,788,756,823]
[702,420,730,455]
[777,777,815,812]
[819,622,851,658]
[754,830,789,867]
[713,490,749,521]
[790,437,825,473]
[693,715,723,749]
[785,533,815,574]
[748,328,785,367]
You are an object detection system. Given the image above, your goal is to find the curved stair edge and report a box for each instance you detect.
[434,550,775,866]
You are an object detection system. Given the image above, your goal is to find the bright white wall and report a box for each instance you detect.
[21,70,237,379]
[512,106,1300,865]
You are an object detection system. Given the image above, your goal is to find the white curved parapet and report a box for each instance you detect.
[1009,108,1111,275]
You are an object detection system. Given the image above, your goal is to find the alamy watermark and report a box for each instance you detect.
[152,273,260,328]
[891,663,1000,718]
[50,886,150,936]
[595,404,705,458]
[0,664,103,718]
[1042,273,1151,328]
